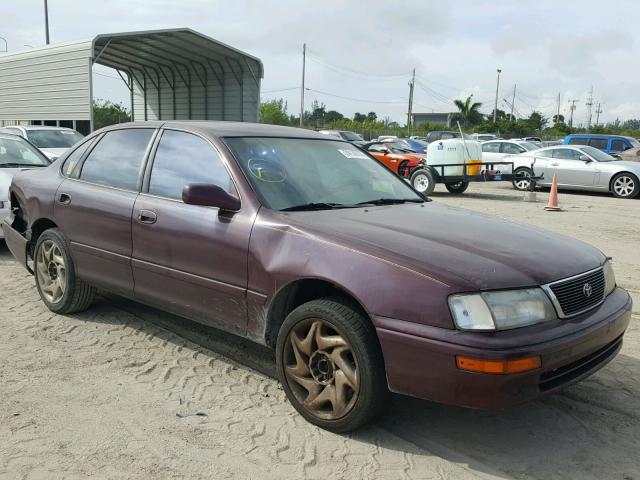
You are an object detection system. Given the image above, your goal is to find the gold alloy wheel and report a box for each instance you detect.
[36,239,66,304]
[284,318,360,420]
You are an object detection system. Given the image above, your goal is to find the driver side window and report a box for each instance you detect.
[553,149,581,160]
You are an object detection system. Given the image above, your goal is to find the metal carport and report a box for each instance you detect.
[0,28,263,133]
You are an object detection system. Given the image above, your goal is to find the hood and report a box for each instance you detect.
[40,148,68,160]
[282,203,605,291]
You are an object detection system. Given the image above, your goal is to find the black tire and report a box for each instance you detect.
[276,297,388,433]
[512,167,533,191]
[397,160,410,178]
[33,228,96,314]
[444,181,469,194]
[610,172,639,199]
[410,168,435,196]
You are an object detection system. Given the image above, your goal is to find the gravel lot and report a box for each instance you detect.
[1,182,638,480]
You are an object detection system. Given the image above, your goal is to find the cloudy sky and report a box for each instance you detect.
[2,0,637,125]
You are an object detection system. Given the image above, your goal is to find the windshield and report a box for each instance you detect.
[224,137,423,211]
[579,146,616,162]
[387,142,415,153]
[26,129,84,148]
[340,131,363,141]
[626,137,640,148]
[521,142,539,151]
[0,136,50,167]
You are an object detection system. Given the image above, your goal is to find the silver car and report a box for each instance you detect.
[0,133,51,236]
[510,145,640,199]
[0,126,83,160]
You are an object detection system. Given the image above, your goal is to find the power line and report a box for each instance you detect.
[262,86,299,94]
[305,87,406,105]
[306,52,411,80]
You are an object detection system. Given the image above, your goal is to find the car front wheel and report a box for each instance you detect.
[34,228,96,314]
[512,167,533,191]
[611,173,639,199]
[276,297,388,433]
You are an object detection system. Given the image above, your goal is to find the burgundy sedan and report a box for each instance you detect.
[2,122,631,432]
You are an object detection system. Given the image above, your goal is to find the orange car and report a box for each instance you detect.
[362,142,425,177]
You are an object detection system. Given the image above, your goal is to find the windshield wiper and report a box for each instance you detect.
[0,163,46,168]
[356,198,424,206]
[281,202,349,211]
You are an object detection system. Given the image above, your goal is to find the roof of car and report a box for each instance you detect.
[150,121,331,139]
[5,125,78,131]
[566,134,630,139]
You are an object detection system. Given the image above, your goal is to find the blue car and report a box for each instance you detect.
[563,134,640,160]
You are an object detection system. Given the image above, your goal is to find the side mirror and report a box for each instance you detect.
[182,183,241,212]
[579,154,591,162]
[381,148,389,155]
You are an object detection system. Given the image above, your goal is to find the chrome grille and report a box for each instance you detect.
[544,268,605,318]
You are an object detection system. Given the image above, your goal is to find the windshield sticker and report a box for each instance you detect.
[338,149,368,159]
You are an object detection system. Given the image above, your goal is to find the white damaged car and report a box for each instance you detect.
[0,133,51,236]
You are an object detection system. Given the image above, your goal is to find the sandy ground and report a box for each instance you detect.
[1,182,638,480]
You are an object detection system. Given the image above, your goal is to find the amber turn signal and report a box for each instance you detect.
[456,355,541,374]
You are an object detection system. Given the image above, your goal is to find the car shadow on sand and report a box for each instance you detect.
[91,294,639,480]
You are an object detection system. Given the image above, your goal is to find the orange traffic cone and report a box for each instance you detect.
[544,174,562,211]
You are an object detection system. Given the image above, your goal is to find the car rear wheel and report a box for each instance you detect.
[276,297,388,433]
[444,181,469,194]
[410,168,435,195]
[611,173,639,199]
[34,228,96,314]
[512,167,533,191]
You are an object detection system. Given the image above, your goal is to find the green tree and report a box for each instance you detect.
[527,111,548,131]
[552,113,565,125]
[92,99,131,129]
[325,110,344,122]
[353,112,366,123]
[452,95,483,127]
[366,111,377,122]
[259,99,290,125]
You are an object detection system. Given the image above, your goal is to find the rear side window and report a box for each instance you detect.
[501,143,524,154]
[611,139,628,152]
[553,149,581,160]
[482,142,501,153]
[588,138,608,150]
[148,130,235,200]
[62,139,94,176]
[80,129,154,190]
[568,137,588,145]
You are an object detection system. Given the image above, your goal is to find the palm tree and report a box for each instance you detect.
[453,95,483,128]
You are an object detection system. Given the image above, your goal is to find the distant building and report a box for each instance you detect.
[411,112,456,128]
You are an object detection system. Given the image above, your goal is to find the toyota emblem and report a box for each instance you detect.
[583,283,593,298]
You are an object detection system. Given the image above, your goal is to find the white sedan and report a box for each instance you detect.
[509,145,640,199]
[481,139,540,166]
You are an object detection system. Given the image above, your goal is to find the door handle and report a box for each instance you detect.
[57,193,71,205]
[551,162,560,166]
[137,209,157,224]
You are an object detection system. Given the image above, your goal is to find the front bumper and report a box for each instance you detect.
[374,287,632,409]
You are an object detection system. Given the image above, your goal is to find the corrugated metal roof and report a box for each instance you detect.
[0,28,263,127]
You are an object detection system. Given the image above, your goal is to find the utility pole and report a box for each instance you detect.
[510,84,516,119]
[555,92,561,124]
[44,0,50,44]
[493,68,502,123]
[585,85,593,132]
[299,43,305,127]
[595,103,603,125]
[407,68,415,135]
[568,99,579,129]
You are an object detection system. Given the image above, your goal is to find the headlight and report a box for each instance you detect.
[449,288,557,331]
[603,260,616,296]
